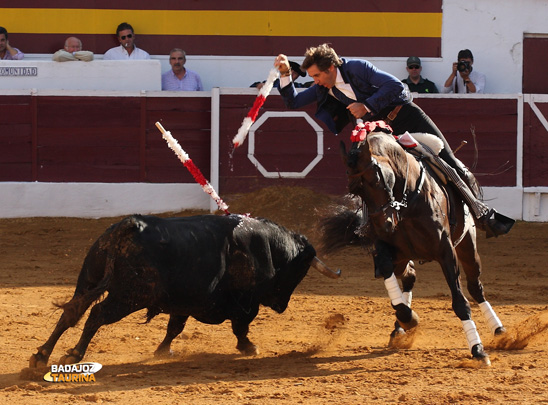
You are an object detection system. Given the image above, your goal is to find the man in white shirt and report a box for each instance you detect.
[443,49,486,94]
[103,22,150,60]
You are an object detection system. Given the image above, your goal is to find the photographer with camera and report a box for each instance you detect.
[443,49,485,94]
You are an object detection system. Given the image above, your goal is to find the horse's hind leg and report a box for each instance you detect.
[457,233,505,336]
[440,240,489,363]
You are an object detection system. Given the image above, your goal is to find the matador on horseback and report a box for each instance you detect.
[274,43,514,238]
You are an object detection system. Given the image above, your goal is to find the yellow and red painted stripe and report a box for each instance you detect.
[2,1,442,57]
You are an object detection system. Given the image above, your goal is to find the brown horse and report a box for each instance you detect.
[320,127,506,364]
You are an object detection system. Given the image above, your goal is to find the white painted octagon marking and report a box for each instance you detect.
[247,111,324,178]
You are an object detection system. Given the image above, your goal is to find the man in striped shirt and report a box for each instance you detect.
[0,26,24,60]
[161,48,203,91]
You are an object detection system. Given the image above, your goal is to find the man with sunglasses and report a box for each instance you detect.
[401,56,438,94]
[103,22,150,60]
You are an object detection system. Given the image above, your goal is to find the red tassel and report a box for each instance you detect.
[246,94,266,122]
[183,159,208,186]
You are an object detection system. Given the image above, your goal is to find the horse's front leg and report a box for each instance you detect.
[400,259,416,308]
[385,261,419,332]
[391,260,417,337]
[439,241,490,365]
[374,241,419,334]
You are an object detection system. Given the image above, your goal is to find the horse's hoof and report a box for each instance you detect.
[154,347,174,358]
[390,326,405,338]
[494,326,506,336]
[474,355,491,367]
[237,343,259,356]
[388,328,405,348]
[471,343,490,365]
[398,310,420,330]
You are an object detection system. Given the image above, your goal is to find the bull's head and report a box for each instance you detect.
[261,245,340,314]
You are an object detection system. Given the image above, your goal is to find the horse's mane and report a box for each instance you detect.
[366,133,414,179]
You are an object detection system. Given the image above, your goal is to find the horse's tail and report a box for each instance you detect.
[318,204,368,255]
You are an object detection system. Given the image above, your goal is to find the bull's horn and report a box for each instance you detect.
[312,257,341,279]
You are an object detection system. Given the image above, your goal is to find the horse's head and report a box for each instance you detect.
[340,134,402,234]
[340,137,396,197]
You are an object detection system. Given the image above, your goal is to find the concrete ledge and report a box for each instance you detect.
[523,188,548,222]
[0,182,210,218]
[0,60,161,91]
[482,187,524,221]
[0,182,527,220]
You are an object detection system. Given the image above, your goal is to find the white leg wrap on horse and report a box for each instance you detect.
[384,274,405,306]
[402,291,412,308]
[462,320,482,350]
[479,301,503,334]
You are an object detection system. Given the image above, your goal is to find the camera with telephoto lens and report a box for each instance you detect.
[457,60,472,72]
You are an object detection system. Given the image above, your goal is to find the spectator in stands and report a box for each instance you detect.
[401,56,438,93]
[443,49,485,94]
[52,37,94,62]
[162,48,203,91]
[0,26,24,60]
[103,22,150,60]
[250,60,311,90]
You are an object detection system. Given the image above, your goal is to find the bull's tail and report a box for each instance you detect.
[318,205,371,255]
[56,216,140,326]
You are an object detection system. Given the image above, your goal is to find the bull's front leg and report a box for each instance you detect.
[154,314,189,357]
[231,318,258,355]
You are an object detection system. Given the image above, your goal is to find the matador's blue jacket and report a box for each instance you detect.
[278,58,411,134]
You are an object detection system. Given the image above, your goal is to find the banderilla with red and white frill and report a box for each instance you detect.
[232,68,279,148]
[155,122,230,215]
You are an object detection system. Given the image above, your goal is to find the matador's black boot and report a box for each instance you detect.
[477,209,515,238]
[431,156,515,238]
[459,168,514,238]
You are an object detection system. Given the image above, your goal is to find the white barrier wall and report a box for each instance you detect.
[0,60,161,91]
[0,183,209,218]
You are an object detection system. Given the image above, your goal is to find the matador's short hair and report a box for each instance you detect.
[301,43,343,72]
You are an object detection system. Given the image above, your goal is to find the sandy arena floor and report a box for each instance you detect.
[1,186,547,404]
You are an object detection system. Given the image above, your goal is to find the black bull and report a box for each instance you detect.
[30,214,337,367]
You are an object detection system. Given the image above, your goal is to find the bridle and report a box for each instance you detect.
[349,140,426,228]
